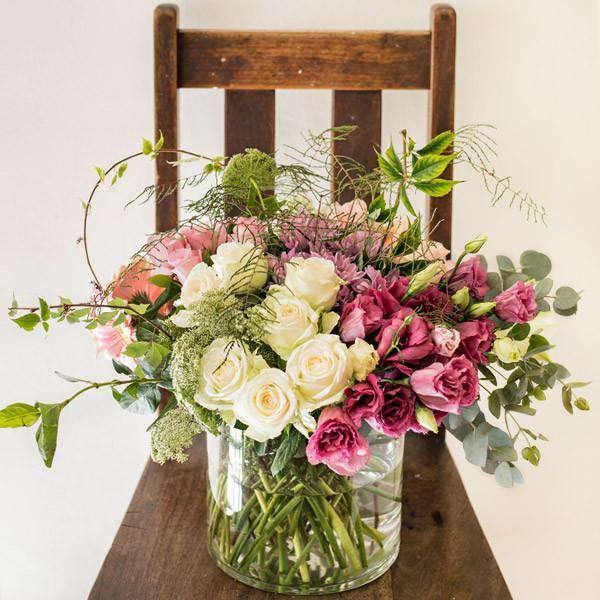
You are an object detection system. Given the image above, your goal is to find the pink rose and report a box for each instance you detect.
[230,216,266,246]
[447,256,490,300]
[410,356,479,414]
[306,407,370,477]
[343,375,384,426]
[366,384,416,438]
[494,280,537,323]
[376,306,433,364]
[339,294,384,342]
[432,326,460,357]
[456,318,495,364]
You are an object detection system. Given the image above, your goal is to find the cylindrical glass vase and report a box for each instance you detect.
[206,426,404,595]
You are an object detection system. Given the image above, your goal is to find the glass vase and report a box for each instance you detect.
[206,425,404,595]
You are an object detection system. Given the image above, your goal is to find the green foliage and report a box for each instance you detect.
[270,426,303,476]
[0,403,40,428]
[150,407,203,465]
[415,403,438,433]
[35,402,64,468]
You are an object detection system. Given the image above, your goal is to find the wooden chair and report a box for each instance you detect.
[90,5,511,598]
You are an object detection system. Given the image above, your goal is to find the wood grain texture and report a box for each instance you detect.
[224,90,275,157]
[178,31,431,90]
[89,433,511,599]
[154,4,179,232]
[332,91,382,204]
[426,4,456,252]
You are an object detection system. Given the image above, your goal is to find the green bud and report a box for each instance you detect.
[451,286,470,309]
[404,263,442,298]
[464,234,487,254]
[467,301,496,318]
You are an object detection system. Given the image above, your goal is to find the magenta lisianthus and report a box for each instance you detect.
[494,280,537,323]
[306,407,370,476]
[447,256,490,300]
[343,374,384,426]
[404,285,454,316]
[339,293,384,342]
[409,356,479,414]
[376,306,434,364]
[366,384,416,438]
[456,318,495,364]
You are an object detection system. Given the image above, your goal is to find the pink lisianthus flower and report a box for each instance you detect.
[405,284,454,316]
[409,356,479,414]
[446,256,490,300]
[343,374,384,427]
[92,322,135,367]
[230,216,267,246]
[432,326,461,357]
[456,317,495,364]
[306,407,370,477]
[494,280,537,323]
[339,293,384,342]
[149,224,227,282]
[366,384,416,438]
[376,306,434,364]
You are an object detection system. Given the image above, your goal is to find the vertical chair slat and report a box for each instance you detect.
[154,4,179,232]
[332,91,382,205]
[224,90,276,157]
[426,4,456,252]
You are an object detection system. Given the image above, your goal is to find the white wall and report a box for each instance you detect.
[1,1,599,599]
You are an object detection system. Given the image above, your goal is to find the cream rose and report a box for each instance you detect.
[261,286,319,359]
[211,241,268,294]
[348,338,379,381]
[284,257,343,311]
[286,334,353,409]
[180,262,222,308]
[234,368,298,441]
[194,338,267,410]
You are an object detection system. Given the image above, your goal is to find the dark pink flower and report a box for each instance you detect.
[306,407,370,476]
[494,280,537,323]
[376,306,434,364]
[343,375,384,426]
[410,356,479,414]
[366,384,416,438]
[339,293,384,342]
[405,285,454,316]
[447,256,490,300]
[456,318,495,364]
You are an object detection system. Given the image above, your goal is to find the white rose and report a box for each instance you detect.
[234,368,298,442]
[180,262,222,308]
[261,286,319,359]
[286,334,353,409]
[348,338,379,381]
[194,337,267,410]
[211,241,268,294]
[284,256,343,311]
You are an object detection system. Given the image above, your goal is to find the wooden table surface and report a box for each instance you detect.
[89,433,511,599]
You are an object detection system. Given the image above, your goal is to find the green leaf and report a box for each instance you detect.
[534,278,553,299]
[522,445,541,466]
[494,462,513,487]
[520,250,552,280]
[0,403,40,428]
[398,185,416,217]
[496,255,515,273]
[490,445,518,462]
[487,272,502,295]
[411,153,457,182]
[154,131,164,152]
[488,392,501,418]
[54,371,92,384]
[271,427,303,476]
[562,386,573,414]
[385,143,404,176]
[35,402,64,468]
[417,131,455,155]
[39,298,50,321]
[508,323,530,341]
[112,359,133,376]
[553,286,580,311]
[8,293,18,318]
[574,397,590,411]
[377,150,402,181]
[94,166,106,181]
[123,341,151,358]
[463,427,488,466]
[415,404,439,433]
[414,178,461,197]
[12,313,40,331]
[142,138,153,155]
[115,382,160,414]
[148,274,174,288]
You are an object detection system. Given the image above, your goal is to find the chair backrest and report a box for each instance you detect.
[153,3,456,251]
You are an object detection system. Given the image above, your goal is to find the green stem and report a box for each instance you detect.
[284,535,317,585]
[292,529,310,583]
[322,497,362,572]
[363,485,403,503]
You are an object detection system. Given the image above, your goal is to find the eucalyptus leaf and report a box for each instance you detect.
[496,255,515,273]
[494,462,513,487]
[520,250,552,280]
[463,428,488,466]
[534,278,553,299]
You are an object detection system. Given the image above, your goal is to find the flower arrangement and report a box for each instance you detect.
[3,127,588,593]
